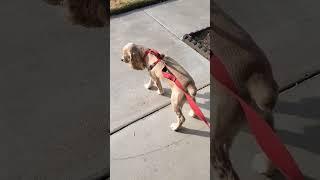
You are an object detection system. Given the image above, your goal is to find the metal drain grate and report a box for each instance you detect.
[182,27,211,60]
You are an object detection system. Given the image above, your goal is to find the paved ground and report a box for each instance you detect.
[216,1,320,179]
[110,0,210,132]
[111,86,210,180]
[217,0,320,88]
[110,0,210,179]
[226,76,320,180]
[111,0,320,180]
[0,2,108,180]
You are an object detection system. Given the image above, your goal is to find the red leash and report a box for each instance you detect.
[144,49,210,127]
[211,52,304,180]
[162,72,210,127]
[144,48,303,179]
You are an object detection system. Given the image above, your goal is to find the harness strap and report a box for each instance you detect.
[211,51,304,180]
[144,49,210,127]
[143,49,162,70]
[162,71,210,127]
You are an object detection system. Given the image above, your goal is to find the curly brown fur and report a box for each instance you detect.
[65,0,107,27]
[43,0,107,28]
[211,2,279,179]
[121,43,198,131]
[43,0,64,5]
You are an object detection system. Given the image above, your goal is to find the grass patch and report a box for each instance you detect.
[110,0,168,15]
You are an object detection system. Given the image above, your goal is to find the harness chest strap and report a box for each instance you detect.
[211,51,304,180]
[143,49,162,71]
[144,49,210,127]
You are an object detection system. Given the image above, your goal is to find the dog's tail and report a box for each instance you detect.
[186,83,197,98]
[246,73,278,113]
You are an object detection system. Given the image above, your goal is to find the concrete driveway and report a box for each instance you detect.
[0,2,109,180]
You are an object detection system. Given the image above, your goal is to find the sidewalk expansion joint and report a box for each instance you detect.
[182,28,320,94]
[112,125,207,161]
[143,10,181,41]
[143,11,210,64]
[110,83,210,135]
[279,70,320,94]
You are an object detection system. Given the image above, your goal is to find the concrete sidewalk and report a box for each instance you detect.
[110,0,210,179]
[110,0,210,132]
[0,2,108,180]
[217,0,320,88]
[111,86,210,180]
[228,76,320,180]
[111,0,320,179]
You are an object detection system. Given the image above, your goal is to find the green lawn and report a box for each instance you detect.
[110,0,168,15]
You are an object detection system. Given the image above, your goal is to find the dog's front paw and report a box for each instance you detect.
[170,123,182,131]
[252,153,276,177]
[157,89,164,95]
[144,83,152,90]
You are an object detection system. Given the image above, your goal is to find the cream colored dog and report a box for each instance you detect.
[121,43,198,131]
[211,2,279,180]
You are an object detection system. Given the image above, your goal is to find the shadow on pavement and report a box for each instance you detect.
[277,97,320,120]
[274,97,320,179]
[270,171,316,180]
[195,91,210,110]
[276,97,320,155]
[178,126,210,138]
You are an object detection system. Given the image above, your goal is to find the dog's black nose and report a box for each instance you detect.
[121,58,124,62]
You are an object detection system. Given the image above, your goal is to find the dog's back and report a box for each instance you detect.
[212,2,278,100]
[162,56,195,88]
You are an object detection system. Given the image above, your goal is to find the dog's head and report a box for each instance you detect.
[43,0,107,28]
[121,43,146,70]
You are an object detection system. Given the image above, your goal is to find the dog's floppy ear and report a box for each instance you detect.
[129,45,145,70]
[43,0,107,27]
[64,0,107,27]
[130,45,140,61]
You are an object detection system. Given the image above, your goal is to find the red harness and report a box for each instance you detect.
[144,48,303,179]
[144,49,210,127]
[211,51,304,180]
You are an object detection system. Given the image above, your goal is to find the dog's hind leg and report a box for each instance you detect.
[186,83,198,118]
[247,74,278,176]
[170,88,186,131]
[144,77,154,90]
[211,84,243,180]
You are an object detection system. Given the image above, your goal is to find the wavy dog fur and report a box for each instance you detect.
[43,0,107,28]
[121,43,198,131]
[211,2,279,180]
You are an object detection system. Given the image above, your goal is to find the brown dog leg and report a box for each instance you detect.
[170,88,186,131]
[211,82,243,180]
[247,74,278,176]
[186,83,198,118]
[154,77,164,95]
[144,77,155,90]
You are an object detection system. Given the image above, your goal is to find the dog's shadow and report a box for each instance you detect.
[246,97,320,180]
[268,171,315,180]
[275,97,320,156]
[148,87,172,98]
[178,126,210,138]
[151,88,210,109]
